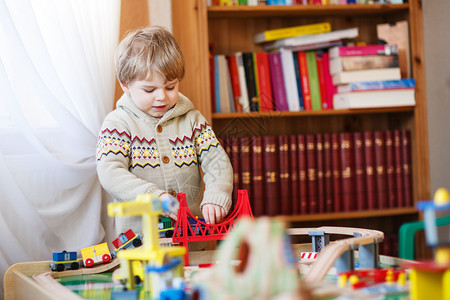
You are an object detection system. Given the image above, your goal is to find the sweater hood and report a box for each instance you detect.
[116,92,195,123]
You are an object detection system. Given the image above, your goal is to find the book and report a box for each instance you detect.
[336,78,415,93]
[209,44,216,113]
[384,130,397,208]
[263,27,359,52]
[393,130,404,207]
[251,136,265,216]
[254,22,332,44]
[329,54,399,75]
[262,136,280,216]
[268,52,289,111]
[377,21,411,78]
[242,52,259,112]
[305,51,322,111]
[306,134,318,213]
[374,131,388,210]
[289,135,300,214]
[217,54,235,113]
[239,136,252,207]
[333,88,415,110]
[329,44,398,58]
[292,52,305,110]
[235,52,251,112]
[331,67,401,85]
[214,55,221,112]
[230,137,241,202]
[316,134,326,213]
[297,51,312,110]
[331,133,342,212]
[298,134,308,214]
[340,132,355,212]
[322,51,335,109]
[401,129,413,207]
[363,131,377,210]
[280,40,343,52]
[322,133,334,212]
[353,132,366,211]
[226,54,243,112]
[252,53,261,111]
[280,48,301,111]
[315,50,329,110]
[255,52,274,112]
[278,135,291,215]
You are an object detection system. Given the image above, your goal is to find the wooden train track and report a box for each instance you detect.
[286,226,384,285]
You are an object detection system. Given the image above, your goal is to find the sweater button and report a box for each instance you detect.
[162,156,170,163]
[156,125,162,133]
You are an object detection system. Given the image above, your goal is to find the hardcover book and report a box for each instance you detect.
[339,132,355,212]
[226,54,243,112]
[253,22,331,44]
[322,51,335,110]
[393,130,404,207]
[289,135,300,214]
[279,135,291,215]
[306,134,318,214]
[230,137,241,202]
[280,48,301,111]
[297,51,312,110]
[239,136,253,206]
[374,131,388,210]
[315,50,329,110]
[323,133,334,212]
[292,52,305,110]
[298,134,309,214]
[316,134,326,213]
[336,78,415,93]
[331,67,401,85]
[262,135,280,216]
[384,130,397,208]
[242,52,259,112]
[401,129,413,207]
[331,133,342,212]
[353,132,366,211]
[329,54,399,75]
[235,52,251,112]
[251,136,265,216]
[364,131,377,210]
[305,51,323,111]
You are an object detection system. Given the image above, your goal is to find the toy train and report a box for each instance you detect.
[50,251,80,272]
[112,229,143,255]
[159,217,174,238]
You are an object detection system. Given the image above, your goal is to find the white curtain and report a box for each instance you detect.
[0,0,121,297]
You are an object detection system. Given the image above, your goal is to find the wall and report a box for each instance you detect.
[423,0,450,195]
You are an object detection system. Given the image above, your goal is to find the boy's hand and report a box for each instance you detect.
[202,204,226,225]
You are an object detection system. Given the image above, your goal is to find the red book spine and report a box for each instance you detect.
[333,44,397,57]
[331,133,342,212]
[226,54,243,112]
[289,135,300,214]
[278,135,291,215]
[401,130,413,207]
[306,134,318,214]
[393,130,404,207]
[323,133,334,213]
[316,134,326,213]
[364,131,377,210]
[385,130,397,208]
[322,51,335,110]
[251,136,265,216]
[256,52,274,112]
[353,132,367,211]
[374,131,388,209]
[230,137,240,202]
[239,136,252,205]
[263,136,280,216]
[209,44,216,113]
[298,134,308,214]
[340,132,356,212]
[297,51,312,111]
[315,51,329,110]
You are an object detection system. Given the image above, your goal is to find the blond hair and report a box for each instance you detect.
[115,26,185,85]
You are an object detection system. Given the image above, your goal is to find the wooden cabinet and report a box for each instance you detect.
[171,1,429,247]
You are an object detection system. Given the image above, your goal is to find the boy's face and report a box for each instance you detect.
[120,72,179,118]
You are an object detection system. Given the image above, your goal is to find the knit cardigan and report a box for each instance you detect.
[96,92,233,234]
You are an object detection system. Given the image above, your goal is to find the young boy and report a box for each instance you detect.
[96,26,233,235]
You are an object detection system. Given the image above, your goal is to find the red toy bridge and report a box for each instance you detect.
[172,189,253,265]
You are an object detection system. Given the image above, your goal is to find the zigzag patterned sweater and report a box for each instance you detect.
[96,93,233,234]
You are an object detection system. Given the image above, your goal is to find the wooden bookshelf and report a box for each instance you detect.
[171,0,429,242]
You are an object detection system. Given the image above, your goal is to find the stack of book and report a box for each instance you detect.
[220,129,413,217]
[329,44,415,109]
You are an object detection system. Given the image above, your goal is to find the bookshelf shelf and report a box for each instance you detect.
[172,0,429,256]
[213,106,414,119]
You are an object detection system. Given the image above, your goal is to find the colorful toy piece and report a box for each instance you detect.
[50,251,80,272]
[405,187,450,300]
[80,242,112,268]
[112,228,143,255]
